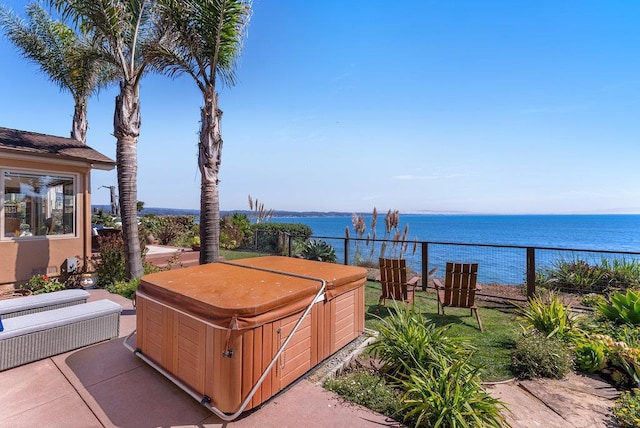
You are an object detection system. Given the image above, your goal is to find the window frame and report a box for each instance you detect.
[1,167,78,241]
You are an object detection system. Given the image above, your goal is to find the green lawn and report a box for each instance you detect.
[220,249,266,260]
[364,281,520,381]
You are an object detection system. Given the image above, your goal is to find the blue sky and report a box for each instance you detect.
[1,0,639,214]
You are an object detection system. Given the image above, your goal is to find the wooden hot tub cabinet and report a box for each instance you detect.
[135,257,367,414]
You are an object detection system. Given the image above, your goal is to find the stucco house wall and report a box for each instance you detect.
[0,127,115,286]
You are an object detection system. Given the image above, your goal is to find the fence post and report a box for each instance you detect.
[287,233,292,257]
[526,247,536,297]
[421,242,429,291]
[344,238,350,266]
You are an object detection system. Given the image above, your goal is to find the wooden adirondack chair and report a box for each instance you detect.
[433,262,483,332]
[378,258,421,307]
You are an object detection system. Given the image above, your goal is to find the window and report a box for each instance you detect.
[2,171,76,238]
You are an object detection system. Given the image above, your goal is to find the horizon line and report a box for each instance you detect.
[92,205,640,216]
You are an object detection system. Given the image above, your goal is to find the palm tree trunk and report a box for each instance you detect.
[198,85,222,264]
[114,80,143,279]
[71,99,88,143]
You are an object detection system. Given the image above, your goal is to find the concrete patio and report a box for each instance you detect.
[0,289,402,428]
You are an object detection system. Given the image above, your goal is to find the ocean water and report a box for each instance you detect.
[274,214,640,285]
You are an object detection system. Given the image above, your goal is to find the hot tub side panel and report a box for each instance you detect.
[136,293,320,414]
[328,285,365,354]
[202,307,315,413]
[136,296,173,368]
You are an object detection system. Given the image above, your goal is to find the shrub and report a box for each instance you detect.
[95,234,127,287]
[400,356,507,428]
[250,222,312,254]
[139,215,197,247]
[614,388,640,427]
[20,274,66,295]
[598,289,640,326]
[516,290,578,341]
[92,209,117,227]
[220,213,252,249]
[536,258,605,293]
[602,258,640,290]
[106,278,140,299]
[300,239,337,263]
[511,331,573,379]
[324,369,402,418]
[536,257,640,294]
[580,293,607,308]
[368,304,469,380]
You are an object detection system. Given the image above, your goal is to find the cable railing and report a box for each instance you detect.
[266,232,640,298]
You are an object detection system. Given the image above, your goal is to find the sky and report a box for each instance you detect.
[1,0,639,215]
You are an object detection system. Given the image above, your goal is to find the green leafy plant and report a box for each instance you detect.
[91,209,117,227]
[516,290,578,341]
[536,256,640,294]
[324,369,402,418]
[598,289,640,326]
[251,222,312,254]
[139,215,197,247]
[609,342,640,388]
[400,356,507,428]
[604,324,640,349]
[300,239,337,263]
[20,274,66,294]
[511,331,573,379]
[574,340,607,373]
[614,388,640,427]
[368,304,469,380]
[580,293,607,308]
[602,258,640,290]
[220,212,252,249]
[95,234,127,287]
[106,278,140,299]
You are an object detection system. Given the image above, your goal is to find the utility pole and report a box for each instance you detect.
[100,185,119,216]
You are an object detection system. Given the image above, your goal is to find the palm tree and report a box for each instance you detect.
[0,3,113,143]
[50,0,159,279]
[149,0,252,264]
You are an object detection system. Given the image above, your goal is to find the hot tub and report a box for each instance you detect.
[134,256,367,418]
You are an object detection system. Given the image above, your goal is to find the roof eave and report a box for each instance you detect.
[0,149,116,171]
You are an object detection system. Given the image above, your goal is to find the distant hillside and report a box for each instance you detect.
[92,205,352,218]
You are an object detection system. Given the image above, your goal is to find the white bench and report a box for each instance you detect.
[0,299,121,371]
[0,289,90,319]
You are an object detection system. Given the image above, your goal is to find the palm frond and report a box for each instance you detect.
[151,0,252,88]
[48,0,156,80]
[1,3,116,99]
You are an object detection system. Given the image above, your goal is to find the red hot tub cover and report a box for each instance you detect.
[137,257,367,330]
[229,256,367,299]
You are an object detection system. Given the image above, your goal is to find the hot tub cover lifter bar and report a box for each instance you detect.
[124,261,327,421]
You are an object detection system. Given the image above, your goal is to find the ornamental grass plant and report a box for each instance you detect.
[536,256,640,294]
[361,304,509,427]
[515,290,579,341]
[368,303,470,380]
[400,356,507,427]
[364,282,519,381]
